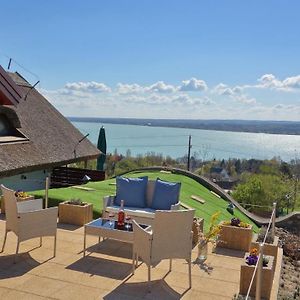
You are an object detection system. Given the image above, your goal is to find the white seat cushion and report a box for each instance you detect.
[106,205,155,219]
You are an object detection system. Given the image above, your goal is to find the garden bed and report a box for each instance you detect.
[217,223,253,251]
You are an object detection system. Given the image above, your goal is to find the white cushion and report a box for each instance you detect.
[106,205,155,219]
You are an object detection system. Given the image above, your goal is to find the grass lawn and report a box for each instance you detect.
[31,170,259,232]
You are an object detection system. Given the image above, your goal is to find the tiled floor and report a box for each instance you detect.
[0,219,279,299]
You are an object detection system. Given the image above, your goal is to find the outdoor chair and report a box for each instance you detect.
[0,184,58,258]
[132,209,195,288]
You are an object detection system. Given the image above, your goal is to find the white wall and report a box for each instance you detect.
[0,169,51,192]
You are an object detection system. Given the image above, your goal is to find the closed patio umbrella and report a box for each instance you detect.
[96,126,107,171]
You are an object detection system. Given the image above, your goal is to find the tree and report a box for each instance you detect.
[235,159,241,174]
[232,174,290,213]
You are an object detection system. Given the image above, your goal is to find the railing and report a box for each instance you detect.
[245,202,277,300]
[50,166,105,188]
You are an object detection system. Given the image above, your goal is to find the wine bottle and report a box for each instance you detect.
[117,200,125,229]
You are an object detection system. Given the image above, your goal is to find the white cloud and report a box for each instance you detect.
[214,83,243,96]
[117,83,144,94]
[65,81,111,93]
[213,83,255,105]
[146,81,177,93]
[39,74,299,120]
[273,103,300,111]
[257,74,282,89]
[179,78,207,92]
[256,74,300,91]
[234,95,256,104]
[282,75,300,89]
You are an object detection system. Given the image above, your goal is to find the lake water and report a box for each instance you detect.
[71,121,300,162]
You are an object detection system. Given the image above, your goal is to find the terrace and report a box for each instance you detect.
[0,219,282,300]
[0,171,283,299]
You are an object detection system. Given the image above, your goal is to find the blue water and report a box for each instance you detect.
[72,121,300,162]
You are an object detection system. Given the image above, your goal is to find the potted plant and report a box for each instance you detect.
[196,211,221,263]
[251,226,279,265]
[1,190,34,214]
[58,198,93,226]
[217,217,253,251]
[239,247,275,299]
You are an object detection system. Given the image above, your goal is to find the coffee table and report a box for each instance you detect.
[83,218,149,256]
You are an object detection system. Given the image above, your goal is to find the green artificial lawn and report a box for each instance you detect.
[30,170,259,233]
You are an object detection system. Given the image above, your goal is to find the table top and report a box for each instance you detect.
[85,218,149,232]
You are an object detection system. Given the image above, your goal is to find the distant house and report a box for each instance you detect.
[210,166,230,181]
[0,65,100,191]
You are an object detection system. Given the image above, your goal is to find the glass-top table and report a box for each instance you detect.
[83,218,150,257]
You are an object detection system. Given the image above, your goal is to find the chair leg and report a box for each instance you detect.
[132,251,136,274]
[1,229,8,253]
[53,234,57,257]
[83,230,86,257]
[148,265,151,283]
[14,238,20,264]
[16,238,20,255]
[169,259,172,271]
[40,237,42,247]
[188,258,192,288]
[135,252,138,267]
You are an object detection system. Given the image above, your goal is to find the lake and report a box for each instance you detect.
[71,121,300,162]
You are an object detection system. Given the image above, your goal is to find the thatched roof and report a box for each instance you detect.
[0,71,100,178]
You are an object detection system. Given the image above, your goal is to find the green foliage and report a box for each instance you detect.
[232,173,290,211]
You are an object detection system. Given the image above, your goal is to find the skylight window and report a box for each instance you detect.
[0,114,28,144]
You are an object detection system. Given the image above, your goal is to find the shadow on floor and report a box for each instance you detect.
[193,260,214,275]
[57,223,81,231]
[0,253,45,279]
[84,239,132,259]
[103,279,186,300]
[66,255,132,280]
[213,247,245,258]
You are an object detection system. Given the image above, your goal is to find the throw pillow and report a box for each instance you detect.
[115,176,148,208]
[151,178,181,210]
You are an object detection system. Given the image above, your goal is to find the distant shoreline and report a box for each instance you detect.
[68,117,300,136]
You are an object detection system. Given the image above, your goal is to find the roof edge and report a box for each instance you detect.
[0,153,100,179]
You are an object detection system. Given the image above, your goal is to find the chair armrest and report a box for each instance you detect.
[18,207,58,240]
[103,195,115,210]
[132,220,152,255]
[17,198,43,213]
[171,202,180,210]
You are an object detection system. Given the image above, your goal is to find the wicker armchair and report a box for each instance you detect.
[1,184,58,258]
[132,209,195,288]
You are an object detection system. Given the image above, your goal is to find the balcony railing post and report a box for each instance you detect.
[255,243,264,300]
[45,176,49,208]
[271,202,276,240]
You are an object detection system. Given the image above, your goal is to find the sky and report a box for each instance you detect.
[0,1,300,121]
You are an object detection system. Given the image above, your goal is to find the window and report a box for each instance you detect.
[0,113,28,144]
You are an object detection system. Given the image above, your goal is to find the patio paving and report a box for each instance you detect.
[0,217,280,299]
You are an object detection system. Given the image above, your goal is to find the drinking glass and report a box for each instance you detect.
[108,212,115,227]
[125,215,131,230]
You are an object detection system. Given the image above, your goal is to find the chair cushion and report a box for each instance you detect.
[151,179,181,210]
[115,176,148,208]
[106,205,155,219]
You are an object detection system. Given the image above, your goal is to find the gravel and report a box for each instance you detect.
[276,228,300,300]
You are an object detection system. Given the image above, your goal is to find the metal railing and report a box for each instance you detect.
[245,202,277,300]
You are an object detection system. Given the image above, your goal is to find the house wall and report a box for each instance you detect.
[0,169,51,192]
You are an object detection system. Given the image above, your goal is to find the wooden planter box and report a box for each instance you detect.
[58,202,93,226]
[251,234,279,265]
[217,223,253,251]
[239,254,274,299]
[1,195,35,214]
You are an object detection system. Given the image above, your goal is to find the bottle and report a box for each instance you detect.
[117,200,125,229]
